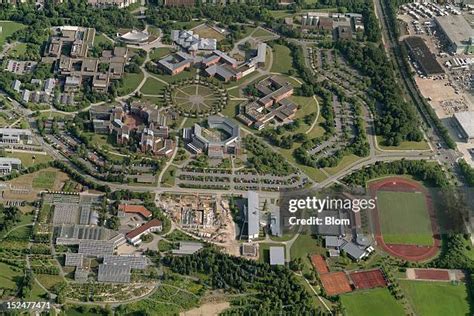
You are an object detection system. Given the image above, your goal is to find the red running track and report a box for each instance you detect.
[368,177,441,262]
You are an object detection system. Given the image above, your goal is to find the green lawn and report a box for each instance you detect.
[341,288,405,316]
[36,274,65,291]
[93,32,113,47]
[270,44,294,75]
[377,191,433,246]
[290,234,326,273]
[252,27,275,39]
[7,42,27,58]
[376,136,430,151]
[323,154,361,176]
[140,77,168,95]
[221,100,242,118]
[32,170,57,189]
[400,280,471,316]
[0,262,22,290]
[150,47,173,60]
[5,152,52,167]
[160,165,177,187]
[117,71,145,96]
[0,21,26,49]
[154,68,196,83]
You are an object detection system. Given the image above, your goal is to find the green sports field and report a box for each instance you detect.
[377,190,433,246]
[341,288,405,316]
[400,280,471,316]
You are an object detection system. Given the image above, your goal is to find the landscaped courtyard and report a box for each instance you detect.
[166,81,228,117]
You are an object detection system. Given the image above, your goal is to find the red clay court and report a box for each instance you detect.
[414,269,450,281]
[311,255,329,274]
[368,177,441,262]
[349,269,387,290]
[320,272,352,296]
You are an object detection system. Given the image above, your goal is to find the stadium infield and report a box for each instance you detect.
[368,177,440,262]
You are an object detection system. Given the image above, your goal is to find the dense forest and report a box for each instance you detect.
[342,160,449,187]
[163,248,320,315]
[243,135,296,176]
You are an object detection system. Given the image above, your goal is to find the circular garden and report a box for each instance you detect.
[164,79,228,117]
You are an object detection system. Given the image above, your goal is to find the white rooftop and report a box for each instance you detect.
[454,111,474,138]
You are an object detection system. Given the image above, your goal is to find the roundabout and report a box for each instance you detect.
[165,80,228,117]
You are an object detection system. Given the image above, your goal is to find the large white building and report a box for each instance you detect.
[0,157,22,175]
[454,111,474,141]
[0,128,33,144]
[435,15,474,54]
[245,191,260,241]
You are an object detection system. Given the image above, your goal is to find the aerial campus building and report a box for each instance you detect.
[183,116,241,158]
[44,26,129,93]
[244,191,260,241]
[160,33,266,81]
[0,157,21,175]
[434,15,474,54]
[171,30,217,52]
[118,30,150,44]
[90,101,175,157]
[0,128,33,144]
[125,218,163,246]
[237,76,297,130]
[453,111,474,141]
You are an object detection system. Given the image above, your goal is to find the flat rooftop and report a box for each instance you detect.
[454,111,474,138]
[435,15,474,46]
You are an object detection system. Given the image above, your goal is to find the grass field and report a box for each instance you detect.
[376,136,430,151]
[0,21,26,49]
[150,47,173,60]
[93,33,113,47]
[0,262,22,290]
[270,44,294,75]
[322,154,361,176]
[252,27,275,39]
[193,25,225,41]
[117,71,144,96]
[32,170,57,189]
[160,166,177,187]
[341,288,405,316]
[5,152,52,167]
[140,78,168,95]
[377,191,433,246]
[400,280,471,316]
[36,274,65,291]
[7,42,27,58]
[290,234,326,273]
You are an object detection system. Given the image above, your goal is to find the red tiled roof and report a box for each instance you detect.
[119,204,152,218]
[126,218,162,240]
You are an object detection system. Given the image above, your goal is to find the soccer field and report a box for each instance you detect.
[341,288,405,316]
[400,280,471,316]
[377,191,433,246]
